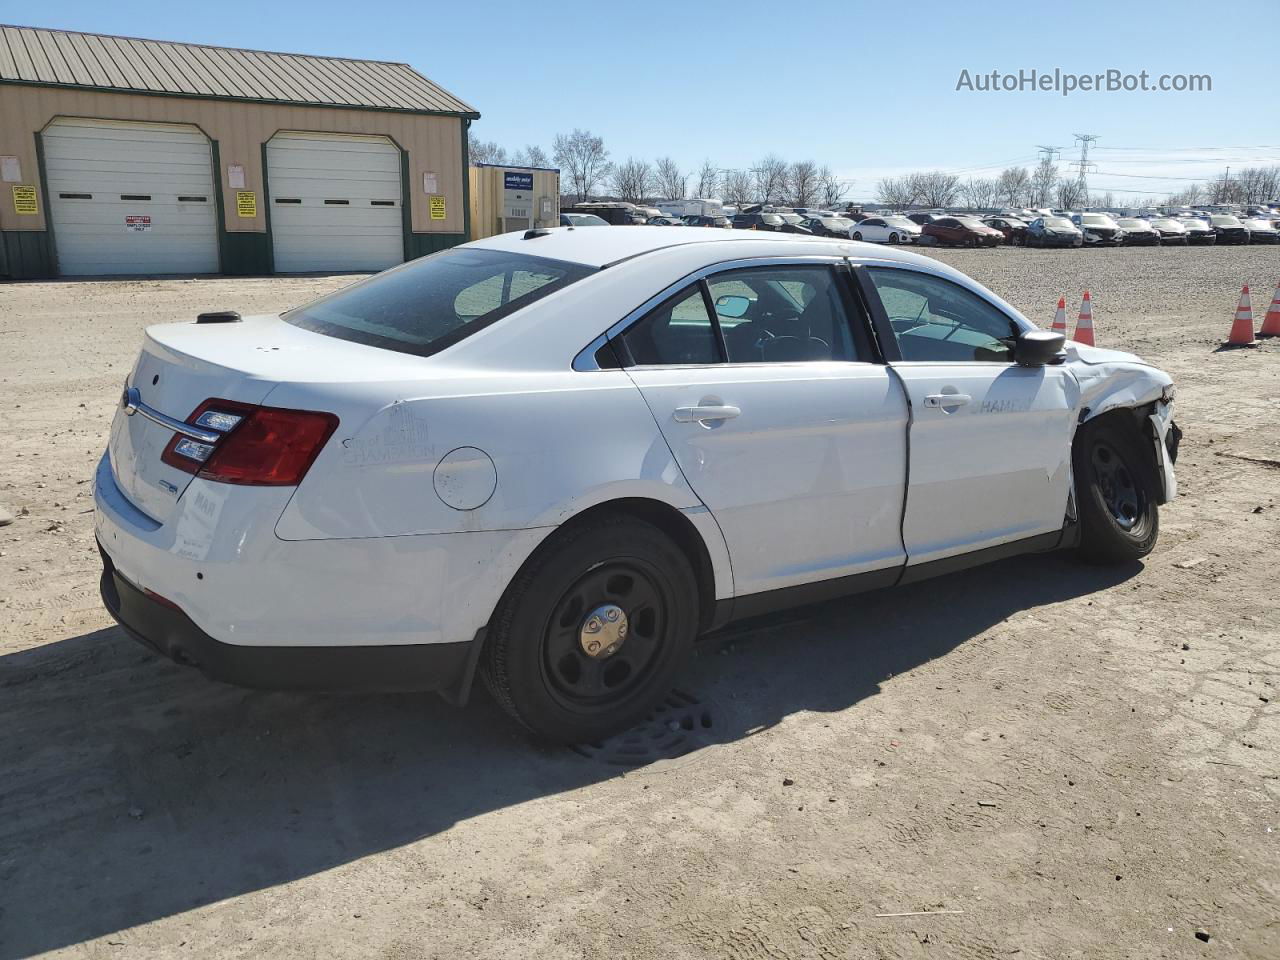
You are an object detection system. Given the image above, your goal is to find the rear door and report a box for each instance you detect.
[615,258,909,598]
[859,264,1080,566]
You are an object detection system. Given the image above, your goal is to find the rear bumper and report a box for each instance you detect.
[99,540,477,696]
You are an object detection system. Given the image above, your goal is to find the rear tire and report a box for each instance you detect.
[889,232,900,244]
[480,516,699,744]
[1073,417,1160,564]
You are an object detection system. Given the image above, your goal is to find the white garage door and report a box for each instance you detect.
[266,132,403,273]
[44,118,219,276]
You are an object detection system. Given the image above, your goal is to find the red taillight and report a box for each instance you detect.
[161,399,338,487]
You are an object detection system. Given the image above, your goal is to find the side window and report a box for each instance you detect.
[706,265,861,364]
[621,286,721,366]
[866,268,1018,363]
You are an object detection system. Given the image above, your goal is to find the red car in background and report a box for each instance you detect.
[922,216,1004,247]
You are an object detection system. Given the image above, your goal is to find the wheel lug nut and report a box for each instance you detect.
[587,640,600,654]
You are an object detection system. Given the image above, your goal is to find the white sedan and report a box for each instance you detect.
[96,229,1180,743]
[848,215,922,244]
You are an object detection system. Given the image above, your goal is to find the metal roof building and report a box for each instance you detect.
[0,25,480,279]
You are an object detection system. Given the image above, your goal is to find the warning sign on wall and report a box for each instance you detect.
[236,190,257,218]
[125,215,152,232]
[429,194,447,220]
[12,184,38,215]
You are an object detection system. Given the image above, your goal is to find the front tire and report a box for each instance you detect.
[480,516,699,743]
[852,231,863,241]
[1073,417,1160,564]
[889,232,900,244]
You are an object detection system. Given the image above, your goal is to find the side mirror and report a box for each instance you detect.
[715,294,751,319]
[1014,329,1066,366]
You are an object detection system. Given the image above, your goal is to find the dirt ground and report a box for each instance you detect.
[1,246,1277,960]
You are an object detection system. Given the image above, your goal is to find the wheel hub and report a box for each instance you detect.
[579,604,628,658]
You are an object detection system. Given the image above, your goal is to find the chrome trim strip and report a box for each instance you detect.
[572,255,849,371]
[121,386,222,444]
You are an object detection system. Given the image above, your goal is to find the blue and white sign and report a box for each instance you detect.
[504,172,534,192]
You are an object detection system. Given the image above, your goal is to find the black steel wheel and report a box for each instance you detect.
[1074,416,1160,564]
[481,515,699,743]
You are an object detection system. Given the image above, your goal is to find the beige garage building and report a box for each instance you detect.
[0,25,479,279]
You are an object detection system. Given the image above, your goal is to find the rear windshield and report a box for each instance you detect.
[284,248,593,357]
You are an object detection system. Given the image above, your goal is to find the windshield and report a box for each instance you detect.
[761,214,784,224]
[1081,215,1115,226]
[884,217,915,228]
[1151,219,1181,228]
[566,213,608,225]
[1210,216,1241,225]
[823,218,854,229]
[284,249,594,357]
[1044,217,1074,229]
[1117,219,1147,228]
[954,217,984,228]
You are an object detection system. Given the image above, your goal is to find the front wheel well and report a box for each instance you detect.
[548,498,719,635]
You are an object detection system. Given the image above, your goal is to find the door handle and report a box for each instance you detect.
[923,393,972,408]
[674,404,741,423]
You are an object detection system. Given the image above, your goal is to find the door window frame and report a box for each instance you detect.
[572,255,882,371]
[850,262,1033,365]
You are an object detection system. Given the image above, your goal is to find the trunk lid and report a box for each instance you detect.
[107,314,427,524]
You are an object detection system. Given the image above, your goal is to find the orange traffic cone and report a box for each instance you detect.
[1227,285,1256,346]
[1051,297,1068,335]
[1260,282,1280,337]
[1073,291,1095,346]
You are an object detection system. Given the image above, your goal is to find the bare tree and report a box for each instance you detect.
[877,175,917,208]
[817,165,847,208]
[721,169,754,207]
[1030,157,1058,207]
[654,157,687,200]
[1166,182,1206,206]
[959,177,998,211]
[1056,177,1086,210]
[788,160,820,207]
[1236,166,1280,204]
[996,166,1031,208]
[753,155,789,204]
[469,133,507,165]
[694,160,719,199]
[553,129,612,202]
[610,157,654,204]
[916,171,961,208]
[512,144,550,168]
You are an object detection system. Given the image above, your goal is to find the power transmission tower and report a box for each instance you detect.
[1069,134,1100,200]
[1035,145,1060,163]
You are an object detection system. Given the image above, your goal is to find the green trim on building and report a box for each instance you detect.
[0,229,55,280]
[405,233,466,260]
[399,147,414,262]
[461,118,473,242]
[258,141,277,275]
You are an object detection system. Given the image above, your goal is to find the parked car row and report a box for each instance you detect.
[561,200,1280,249]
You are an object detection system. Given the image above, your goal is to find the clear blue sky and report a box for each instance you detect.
[16,0,1279,201]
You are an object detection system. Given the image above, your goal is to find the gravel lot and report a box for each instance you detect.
[1,246,1277,959]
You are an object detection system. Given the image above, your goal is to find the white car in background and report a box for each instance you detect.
[96,229,1179,743]
[848,215,922,244]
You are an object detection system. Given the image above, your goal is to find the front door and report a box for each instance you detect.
[860,265,1080,565]
[615,261,910,598]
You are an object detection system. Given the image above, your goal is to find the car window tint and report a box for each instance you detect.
[284,249,592,358]
[707,265,859,364]
[866,268,1017,363]
[621,287,721,366]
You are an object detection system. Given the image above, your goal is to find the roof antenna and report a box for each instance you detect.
[524,228,551,239]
